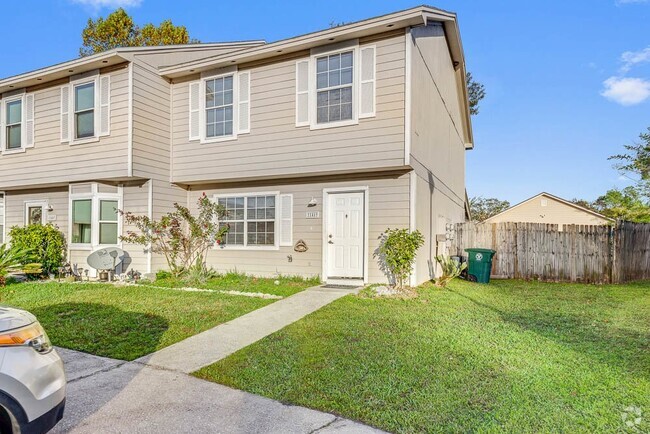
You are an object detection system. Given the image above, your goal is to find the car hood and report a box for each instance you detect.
[0,306,36,332]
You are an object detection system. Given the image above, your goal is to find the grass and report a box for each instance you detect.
[148,272,321,298]
[0,281,276,360]
[194,279,650,433]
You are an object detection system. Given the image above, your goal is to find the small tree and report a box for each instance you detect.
[375,228,424,290]
[8,224,66,276]
[120,194,228,277]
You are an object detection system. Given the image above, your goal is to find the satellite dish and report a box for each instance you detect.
[87,247,126,271]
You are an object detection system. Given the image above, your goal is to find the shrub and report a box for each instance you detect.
[375,228,424,290]
[120,193,228,278]
[8,224,66,275]
[435,255,467,287]
[0,244,41,289]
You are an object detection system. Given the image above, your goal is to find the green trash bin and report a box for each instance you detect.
[464,248,496,283]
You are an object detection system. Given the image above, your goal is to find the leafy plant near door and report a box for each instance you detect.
[120,194,229,278]
[375,228,424,290]
[8,224,67,276]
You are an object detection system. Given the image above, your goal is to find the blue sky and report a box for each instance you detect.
[1,0,648,204]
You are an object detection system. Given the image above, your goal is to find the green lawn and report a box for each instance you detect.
[1,281,276,360]
[194,279,650,433]
[149,272,320,297]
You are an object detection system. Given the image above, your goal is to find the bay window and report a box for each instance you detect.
[69,183,121,248]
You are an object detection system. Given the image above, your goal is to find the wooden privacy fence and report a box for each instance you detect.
[448,221,650,283]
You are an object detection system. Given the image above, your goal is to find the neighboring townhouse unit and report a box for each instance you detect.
[0,6,473,286]
[484,192,613,228]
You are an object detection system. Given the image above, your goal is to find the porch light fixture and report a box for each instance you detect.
[308,198,318,207]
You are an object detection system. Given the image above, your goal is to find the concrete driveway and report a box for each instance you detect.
[53,348,384,433]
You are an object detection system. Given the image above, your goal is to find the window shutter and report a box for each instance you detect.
[295,60,310,126]
[99,75,110,136]
[279,194,293,247]
[0,104,4,150]
[189,81,200,141]
[23,94,35,148]
[60,85,70,142]
[237,71,251,134]
[359,45,376,118]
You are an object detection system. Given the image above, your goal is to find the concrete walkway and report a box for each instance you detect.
[138,285,359,373]
[54,348,385,433]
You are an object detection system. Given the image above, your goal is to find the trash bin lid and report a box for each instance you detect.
[464,248,496,254]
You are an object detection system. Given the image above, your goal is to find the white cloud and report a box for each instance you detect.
[616,0,650,4]
[620,46,650,73]
[601,76,650,105]
[70,0,142,8]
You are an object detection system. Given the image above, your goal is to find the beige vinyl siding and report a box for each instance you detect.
[408,24,469,283]
[0,67,130,189]
[119,180,150,273]
[484,195,612,227]
[185,174,409,283]
[171,33,406,184]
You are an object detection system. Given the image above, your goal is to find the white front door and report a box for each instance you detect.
[326,191,365,279]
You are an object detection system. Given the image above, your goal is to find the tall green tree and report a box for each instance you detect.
[609,127,650,199]
[592,187,650,223]
[80,8,198,57]
[466,72,486,116]
[469,197,510,222]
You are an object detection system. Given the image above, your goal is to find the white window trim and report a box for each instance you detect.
[24,200,48,225]
[69,76,100,146]
[200,71,239,144]
[1,94,27,155]
[0,191,5,245]
[213,191,280,251]
[309,45,360,131]
[68,183,122,251]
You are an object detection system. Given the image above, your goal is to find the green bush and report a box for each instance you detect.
[8,224,66,275]
[375,228,424,289]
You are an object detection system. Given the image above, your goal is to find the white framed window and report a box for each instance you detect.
[0,192,5,244]
[24,200,48,225]
[316,51,354,124]
[205,75,234,139]
[1,93,34,154]
[61,73,110,144]
[215,192,280,250]
[189,70,251,143]
[69,183,122,250]
[74,81,95,140]
[296,42,375,129]
[5,98,23,150]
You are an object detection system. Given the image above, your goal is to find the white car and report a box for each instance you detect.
[0,307,66,433]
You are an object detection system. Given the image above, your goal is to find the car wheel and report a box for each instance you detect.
[0,405,21,434]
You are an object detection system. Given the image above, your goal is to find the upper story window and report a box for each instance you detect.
[5,99,22,150]
[61,74,110,144]
[296,43,376,130]
[316,51,354,124]
[205,76,234,138]
[74,82,95,139]
[188,71,250,143]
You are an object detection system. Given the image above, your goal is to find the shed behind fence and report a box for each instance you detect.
[449,221,649,283]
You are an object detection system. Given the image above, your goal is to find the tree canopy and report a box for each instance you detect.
[469,197,510,222]
[609,127,650,199]
[466,72,486,116]
[80,8,198,57]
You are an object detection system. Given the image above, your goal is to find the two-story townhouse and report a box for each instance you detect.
[0,6,473,286]
[0,42,264,274]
